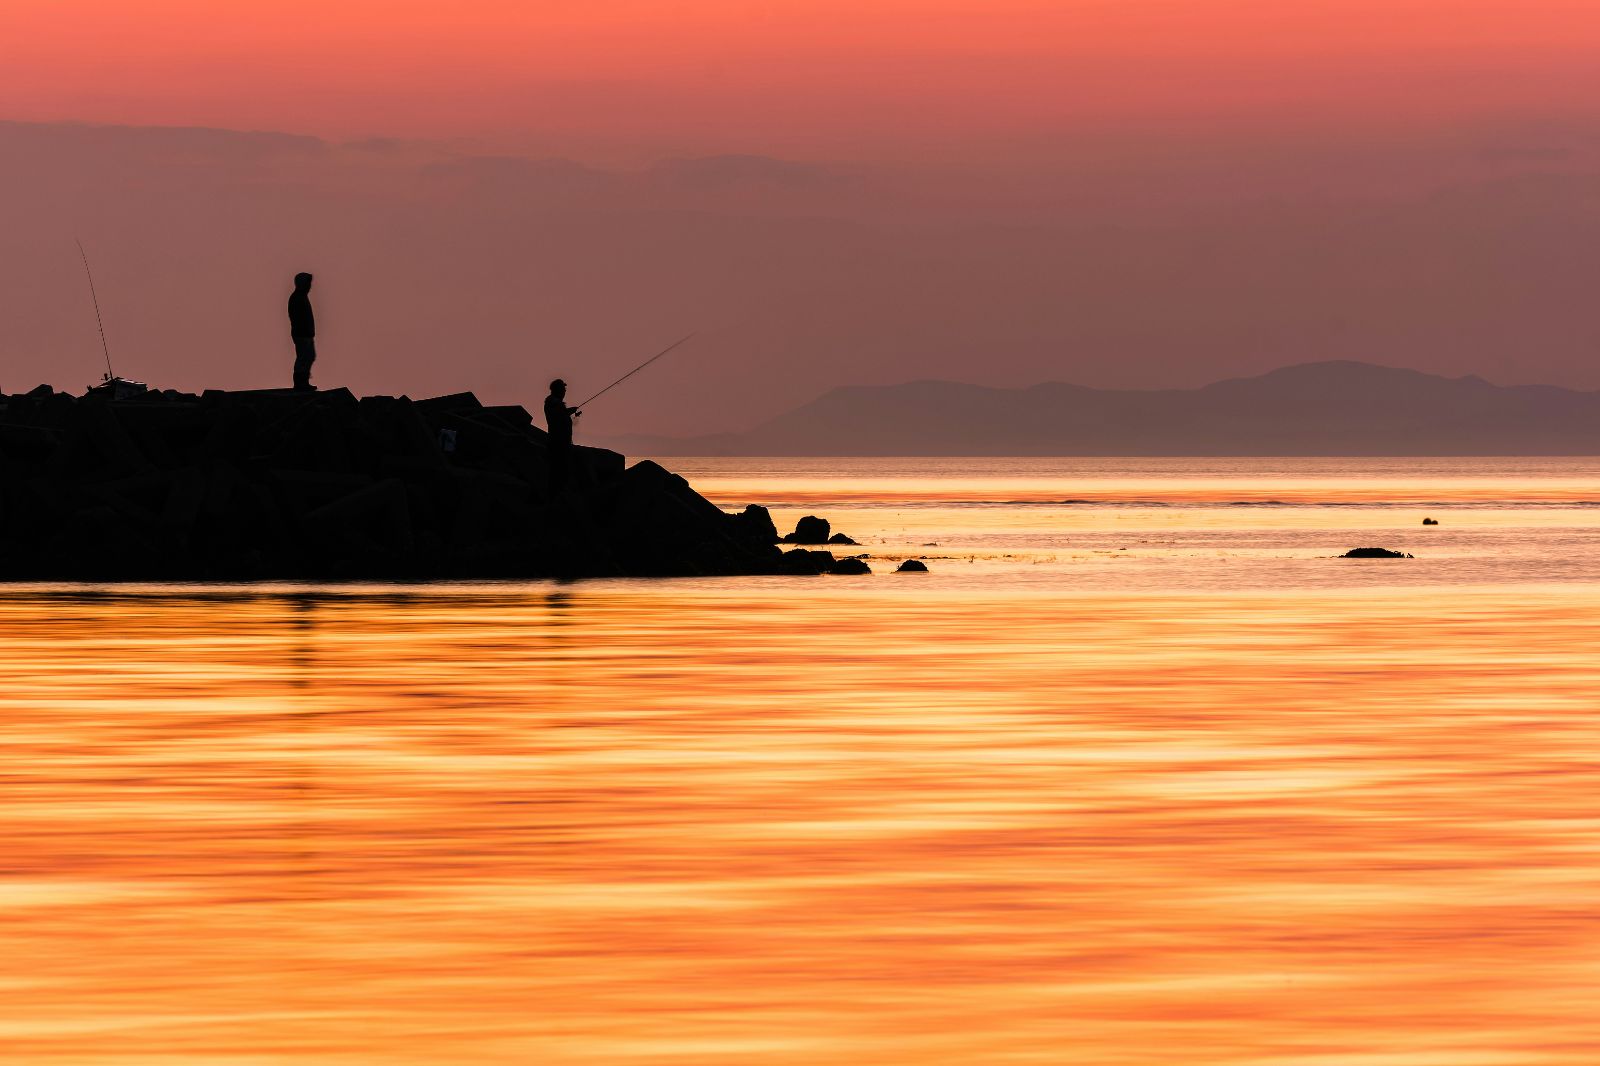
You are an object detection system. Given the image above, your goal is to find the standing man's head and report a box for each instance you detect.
[549,379,566,399]
[293,272,314,292]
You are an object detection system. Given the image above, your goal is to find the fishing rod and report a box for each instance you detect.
[75,239,117,382]
[574,332,696,411]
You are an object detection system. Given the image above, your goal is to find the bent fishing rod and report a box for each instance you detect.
[574,332,696,411]
[75,239,117,382]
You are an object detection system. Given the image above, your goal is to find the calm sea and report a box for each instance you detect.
[5,457,1600,1065]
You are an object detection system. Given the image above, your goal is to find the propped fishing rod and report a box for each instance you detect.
[75,239,117,382]
[574,332,696,411]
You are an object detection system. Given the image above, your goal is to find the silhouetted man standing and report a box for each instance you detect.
[288,272,316,391]
[544,379,581,493]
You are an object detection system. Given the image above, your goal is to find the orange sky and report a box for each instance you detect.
[5,0,1598,158]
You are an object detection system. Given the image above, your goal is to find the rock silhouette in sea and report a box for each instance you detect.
[1422,517,1439,525]
[829,557,872,575]
[0,386,835,580]
[1341,547,1413,559]
[783,515,831,544]
[896,559,929,572]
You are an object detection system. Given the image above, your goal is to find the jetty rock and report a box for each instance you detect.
[777,548,837,575]
[0,386,801,580]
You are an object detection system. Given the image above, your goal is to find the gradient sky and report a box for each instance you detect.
[3,1,1599,435]
[8,1,1600,156]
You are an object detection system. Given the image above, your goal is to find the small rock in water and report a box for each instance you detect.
[1422,517,1439,525]
[829,557,872,575]
[827,532,859,546]
[783,515,831,544]
[896,559,929,573]
[1342,547,1413,559]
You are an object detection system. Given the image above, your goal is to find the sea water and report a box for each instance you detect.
[4,457,1600,1064]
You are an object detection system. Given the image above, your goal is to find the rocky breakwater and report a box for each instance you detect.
[0,385,814,581]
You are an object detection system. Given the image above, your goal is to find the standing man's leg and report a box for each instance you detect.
[293,338,316,391]
[549,442,569,495]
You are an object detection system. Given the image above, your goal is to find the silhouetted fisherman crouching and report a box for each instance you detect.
[288,272,316,391]
[544,378,582,493]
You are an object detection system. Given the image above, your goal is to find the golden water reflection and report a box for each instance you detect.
[674,456,1600,508]
[4,584,1600,1063]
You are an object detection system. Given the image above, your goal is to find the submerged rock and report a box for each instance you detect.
[896,559,929,572]
[827,532,859,546]
[0,385,822,580]
[829,556,872,575]
[1342,547,1413,559]
[1422,517,1439,525]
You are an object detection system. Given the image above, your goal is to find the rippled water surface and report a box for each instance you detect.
[6,458,1600,1064]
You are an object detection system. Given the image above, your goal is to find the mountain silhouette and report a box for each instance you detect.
[606,362,1600,456]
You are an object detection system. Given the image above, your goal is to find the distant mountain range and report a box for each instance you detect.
[603,362,1600,456]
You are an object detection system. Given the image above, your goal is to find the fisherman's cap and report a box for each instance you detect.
[550,378,566,389]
